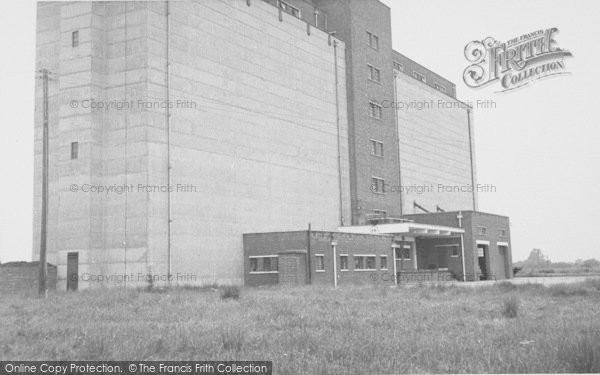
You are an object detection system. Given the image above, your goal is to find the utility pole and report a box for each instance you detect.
[38,68,49,297]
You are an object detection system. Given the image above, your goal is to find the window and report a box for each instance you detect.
[249,256,278,273]
[478,226,488,235]
[371,177,385,194]
[71,142,79,159]
[72,30,79,47]
[368,65,381,83]
[278,0,301,18]
[369,101,382,119]
[373,209,387,216]
[340,255,348,271]
[354,255,376,270]
[499,228,507,237]
[367,31,379,50]
[370,139,384,157]
[380,256,388,270]
[315,254,325,272]
[393,61,404,72]
[434,82,447,93]
[413,71,426,83]
[396,247,411,260]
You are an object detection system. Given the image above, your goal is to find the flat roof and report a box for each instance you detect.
[338,222,464,237]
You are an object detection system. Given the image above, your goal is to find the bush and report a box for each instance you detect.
[502,295,520,318]
[220,285,240,300]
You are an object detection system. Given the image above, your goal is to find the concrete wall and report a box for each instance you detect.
[394,72,477,214]
[34,1,351,287]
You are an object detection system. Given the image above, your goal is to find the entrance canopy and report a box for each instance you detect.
[337,222,464,238]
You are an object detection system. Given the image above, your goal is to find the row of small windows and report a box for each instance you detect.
[278,0,301,18]
[249,247,463,274]
[317,254,388,272]
[249,256,278,273]
[478,226,508,237]
[393,59,448,94]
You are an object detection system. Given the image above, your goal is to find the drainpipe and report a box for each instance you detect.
[333,38,344,226]
[166,0,172,284]
[392,242,398,286]
[331,240,338,287]
[458,211,466,281]
[393,71,404,214]
[466,109,477,211]
[306,223,312,284]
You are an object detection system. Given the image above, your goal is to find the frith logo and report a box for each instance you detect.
[463,28,573,92]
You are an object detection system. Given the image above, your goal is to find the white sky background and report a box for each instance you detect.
[0,0,598,263]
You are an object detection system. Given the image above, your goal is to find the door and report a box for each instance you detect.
[66,252,78,291]
[499,246,509,279]
[477,245,488,280]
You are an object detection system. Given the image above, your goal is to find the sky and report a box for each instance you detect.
[0,0,599,263]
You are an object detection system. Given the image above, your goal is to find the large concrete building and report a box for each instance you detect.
[34,0,510,290]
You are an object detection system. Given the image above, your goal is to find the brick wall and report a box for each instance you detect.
[403,211,513,280]
[0,262,57,293]
[278,251,307,286]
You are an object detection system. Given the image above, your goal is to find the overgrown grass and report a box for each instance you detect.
[1,280,600,373]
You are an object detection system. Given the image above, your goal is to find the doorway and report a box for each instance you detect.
[477,244,488,280]
[66,252,78,291]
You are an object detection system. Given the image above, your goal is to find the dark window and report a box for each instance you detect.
[354,256,365,270]
[413,71,426,83]
[369,101,382,119]
[393,61,404,72]
[435,83,447,93]
[499,228,507,237]
[368,65,381,83]
[380,256,388,270]
[451,246,459,257]
[71,142,78,159]
[366,256,376,270]
[371,177,385,194]
[370,139,384,157]
[249,256,278,273]
[373,209,387,216]
[478,226,488,235]
[396,247,411,260]
[316,255,325,271]
[367,31,379,50]
[72,30,79,47]
[340,255,348,270]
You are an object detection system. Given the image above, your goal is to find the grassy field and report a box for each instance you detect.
[2,280,600,374]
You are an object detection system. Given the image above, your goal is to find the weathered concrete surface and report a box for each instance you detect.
[34,1,350,288]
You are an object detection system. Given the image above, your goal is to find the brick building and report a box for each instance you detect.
[34,0,511,289]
